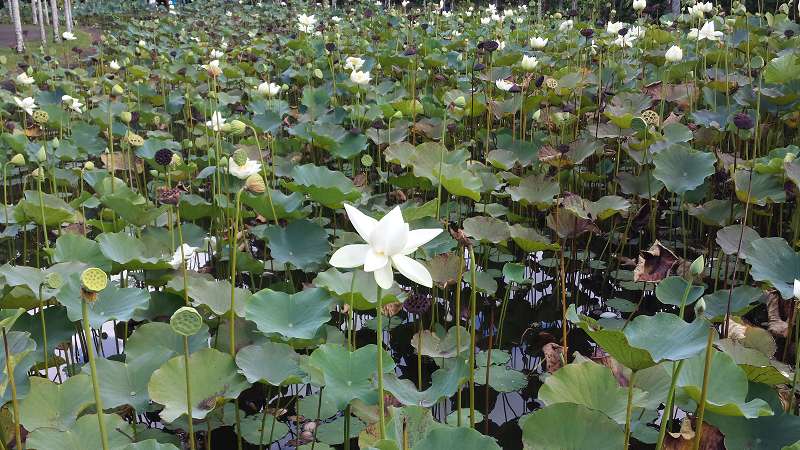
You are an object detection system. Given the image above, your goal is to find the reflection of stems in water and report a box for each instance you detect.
[468,246,478,427]
[454,247,465,426]
[655,359,685,450]
[2,328,22,450]
[497,284,512,348]
[623,370,637,449]
[691,326,715,450]
[375,285,386,439]
[81,300,110,450]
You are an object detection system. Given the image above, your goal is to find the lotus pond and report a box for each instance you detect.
[1,0,800,449]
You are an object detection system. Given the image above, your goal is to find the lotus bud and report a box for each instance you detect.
[229,119,247,136]
[43,272,63,290]
[149,169,159,177]
[36,146,47,163]
[112,84,124,95]
[232,149,249,166]
[453,96,466,107]
[52,137,60,148]
[170,153,183,167]
[84,161,95,171]
[120,111,132,124]
[314,68,324,79]
[244,173,266,194]
[152,115,161,126]
[392,110,403,119]
[10,154,25,166]
[693,297,706,316]
[170,306,204,336]
[208,149,216,160]
[689,255,705,277]
[281,83,289,91]
[220,122,232,133]
[80,267,108,302]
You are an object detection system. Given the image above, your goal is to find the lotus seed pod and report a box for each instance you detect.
[170,306,204,336]
[152,115,161,126]
[126,132,145,147]
[229,119,247,136]
[31,167,45,181]
[81,267,109,293]
[232,149,249,166]
[32,110,50,124]
[84,161,95,171]
[689,255,705,277]
[10,154,25,166]
[120,111,132,124]
[361,154,374,167]
[641,110,660,127]
[43,272,63,290]
[170,153,183,167]
[245,173,266,194]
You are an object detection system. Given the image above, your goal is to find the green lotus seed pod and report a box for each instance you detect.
[245,173,266,194]
[120,111,132,124]
[232,149,249,166]
[10,154,25,166]
[43,272,63,290]
[81,268,108,293]
[229,119,247,136]
[31,167,45,181]
[84,161,95,171]
[32,110,49,124]
[361,154,374,167]
[170,306,203,336]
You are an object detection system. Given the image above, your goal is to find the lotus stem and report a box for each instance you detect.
[2,328,23,450]
[655,359,685,450]
[175,214,196,450]
[375,285,386,439]
[691,325,716,450]
[468,245,477,428]
[81,299,110,450]
[454,246,465,426]
[38,284,49,378]
[791,302,800,414]
[623,370,637,449]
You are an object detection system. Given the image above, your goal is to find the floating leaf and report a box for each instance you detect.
[245,288,333,341]
[519,403,624,450]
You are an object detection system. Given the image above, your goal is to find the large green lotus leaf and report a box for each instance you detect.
[509,224,560,253]
[462,216,509,244]
[245,288,333,340]
[519,403,624,450]
[27,413,134,450]
[708,411,800,450]
[235,342,305,385]
[286,164,361,209]
[411,426,500,450]
[166,271,252,317]
[315,414,366,445]
[764,53,800,84]
[306,343,396,410]
[652,145,715,194]
[676,350,773,418]
[57,273,150,328]
[474,364,528,393]
[654,276,705,306]
[359,405,444,449]
[438,162,483,202]
[716,225,761,257]
[148,347,250,422]
[539,361,646,424]
[122,440,180,450]
[313,268,406,310]
[383,358,468,407]
[15,305,76,365]
[624,313,711,362]
[52,234,113,272]
[744,237,800,299]
[125,322,209,364]
[561,194,630,221]
[256,219,329,270]
[734,170,786,205]
[97,231,172,271]
[505,174,560,209]
[241,190,311,221]
[573,322,655,370]
[83,348,173,411]
[100,189,168,227]
[410,326,470,359]
[0,330,35,404]
[702,286,763,321]
[717,339,791,385]
[19,374,93,432]
[17,190,78,226]
[0,264,62,298]
[238,412,289,446]
[177,194,213,220]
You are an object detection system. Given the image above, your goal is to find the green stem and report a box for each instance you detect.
[468,245,477,428]
[691,326,715,450]
[623,371,637,449]
[655,360,685,450]
[375,285,386,439]
[81,300,109,450]
[183,336,196,450]
[38,284,49,378]
[791,303,800,414]
[2,328,23,450]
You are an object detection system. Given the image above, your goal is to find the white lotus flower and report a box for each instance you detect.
[633,0,646,11]
[606,21,626,34]
[16,73,34,85]
[14,96,37,116]
[329,205,443,289]
[62,31,77,41]
[206,111,226,131]
[689,21,723,41]
[344,56,365,71]
[350,70,372,85]
[495,79,514,91]
[226,158,262,179]
[665,45,683,62]
[170,243,199,269]
[62,95,84,113]
[297,13,317,33]
[559,20,573,32]
[520,55,538,71]
[258,81,281,96]
[202,59,222,77]
[109,60,121,71]
[530,36,548,48]
[480,16,491,24]
[210,49,224,59]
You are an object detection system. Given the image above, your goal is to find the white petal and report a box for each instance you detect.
[370,206,408,255]
[344,204,378,243]
[402,228,443,254]
[329,244,369,268]
[392,255,433,288]
[364,248,389,272]
[373,262,394,289]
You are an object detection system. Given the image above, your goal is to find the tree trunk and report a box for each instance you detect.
[43,0,50,26]
[50,0,60,42]
[64,0,72,33]
[11,0,24,53]
[36,0,47,44]
[32,0,38,24]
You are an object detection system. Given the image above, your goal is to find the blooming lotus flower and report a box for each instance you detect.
[297,13,317,33]
[633,0,646,11]
[606,21,626,34]
[62,95,84,113]
[520,55,539,71]
[202,59,222,77]
[170,243,199,269]
[559,20,574,32]
[530,36,548,48]
[206,111,226,132]
[350,70,372,85]
[480,16,491,24]
[226,157,262,179]
[14,96,37,116]
[62,31,77,41]
[329,205,443,289]
[16,73,34,85]
[344,56,365,71]
[210,49,224,59]
[665,45,683,62]
[109,60,121,71]
[495,79,514,91]
[689,21,723,41]
[258,81,281,96]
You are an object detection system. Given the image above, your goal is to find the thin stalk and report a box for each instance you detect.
[38,284,49,378]
[2,328,23,450]
[623,371,637,449]
[691,326,716,450]
[81,300,109,450]
[375,285,386,439]
[790,302,800,414]
[655,360,685,450]
[468,245,477,427]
